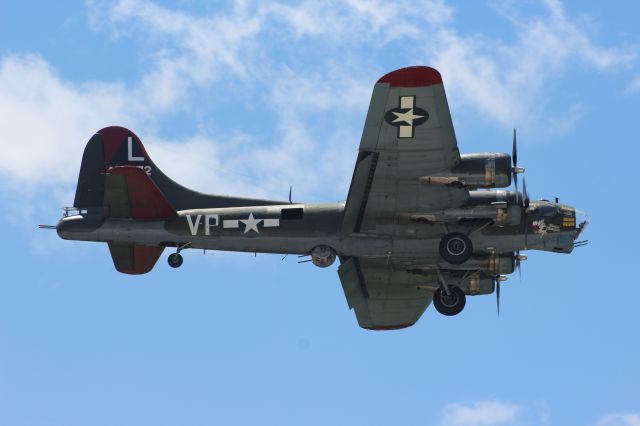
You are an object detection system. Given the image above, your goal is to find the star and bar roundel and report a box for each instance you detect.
[384,95,429,138]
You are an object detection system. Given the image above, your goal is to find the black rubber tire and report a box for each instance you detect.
[433,287,466,316]
[439,232,473,264]
[168,253,183,268]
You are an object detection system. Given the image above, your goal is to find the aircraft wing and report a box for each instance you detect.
[338,257,434,330]
[342,66,468,234]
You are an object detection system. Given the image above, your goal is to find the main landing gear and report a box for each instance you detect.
[167,242,191,268]
[433,286,466,316]
[439,232,473,264]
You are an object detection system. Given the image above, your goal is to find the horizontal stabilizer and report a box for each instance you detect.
[108,243,164,275]
[104,166,176,219]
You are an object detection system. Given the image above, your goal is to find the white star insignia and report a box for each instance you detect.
[392,108,424,126]
[240,213,262,234]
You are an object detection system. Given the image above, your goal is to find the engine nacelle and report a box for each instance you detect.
[407,196,522,227]
[416,253,515,275]
[466,275,497,295]
[420,152,512,189]
[310,245,336,268]
[453,253,516,275]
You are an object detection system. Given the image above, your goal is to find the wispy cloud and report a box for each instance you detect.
[0,0,637,202]
[597,413,640,426]
[439,399,553,426]
[0,54,133,187]
[440,400,522,426]
[425,0,635,130]
[627,76,640,93]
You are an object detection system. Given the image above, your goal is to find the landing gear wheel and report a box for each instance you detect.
[433,287,466,316]
[168,253,183,268]
[439,232,473,264]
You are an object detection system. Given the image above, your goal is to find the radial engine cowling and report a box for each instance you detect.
[310,245,336,268]
[440,253,516,275]
[421,153,512,189]
[465,275,496,296]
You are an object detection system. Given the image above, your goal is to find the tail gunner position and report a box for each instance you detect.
[52,66,588,330]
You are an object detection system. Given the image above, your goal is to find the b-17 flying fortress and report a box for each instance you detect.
[52,66,588,330]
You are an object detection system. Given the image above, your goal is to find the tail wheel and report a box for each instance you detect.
[168,253,183,268]
[439,232,473,264]
[433,287,466,316]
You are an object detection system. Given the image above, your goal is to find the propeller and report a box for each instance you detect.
[523,176,529,249]
[496,279,501,317]
[288,186,293,204]
[512,129,525,204]
[512,128,518,171]
[495,275,508,316]
[515,251,528,280]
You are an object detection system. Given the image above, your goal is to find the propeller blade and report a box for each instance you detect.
[516,251,521,280]
[512,128,518,167]
[496,280,501,317]
[511,128,522,205]
[522,176,530,208]
[288,186,293,204]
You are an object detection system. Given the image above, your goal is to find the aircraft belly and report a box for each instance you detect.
[101,220,342,254]
[184,236,341,255]
[96,219,171,245]
[340,235,440,260]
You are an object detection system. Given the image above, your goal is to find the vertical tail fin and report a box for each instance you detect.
[104,166,176,219]
[74,126,285,211]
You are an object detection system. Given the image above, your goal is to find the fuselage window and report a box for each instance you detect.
[281,207,304,220]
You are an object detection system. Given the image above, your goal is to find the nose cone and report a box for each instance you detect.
[574,208,589,239]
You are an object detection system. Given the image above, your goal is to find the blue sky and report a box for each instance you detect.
[1,1,639,425]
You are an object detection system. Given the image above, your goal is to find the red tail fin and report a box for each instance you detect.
[74,126,285,211]
[105,166,176,219]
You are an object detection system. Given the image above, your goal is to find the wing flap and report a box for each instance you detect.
[338,257,369,309]
[338,257,434,330]
[341,152,379,234]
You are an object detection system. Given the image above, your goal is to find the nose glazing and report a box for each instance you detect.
[574,208,589,239]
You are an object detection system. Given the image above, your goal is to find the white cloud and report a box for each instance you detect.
[627,76,640,93]
[597,413,640,426]
[426,0,635,129]
[268,0,452,42]
[0,54,134,187]
[440,400,522,426]
[87,0,640,136]
[0,0,637,201]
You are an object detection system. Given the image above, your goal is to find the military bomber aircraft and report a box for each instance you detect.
[51,66,588,330]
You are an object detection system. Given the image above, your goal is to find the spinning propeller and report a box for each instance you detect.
[496,128,532,317]
[522,175,530,208]
[512,129,525,204]
[495,275,508,316]
[515,251,527,279]
[514,130,530,251]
